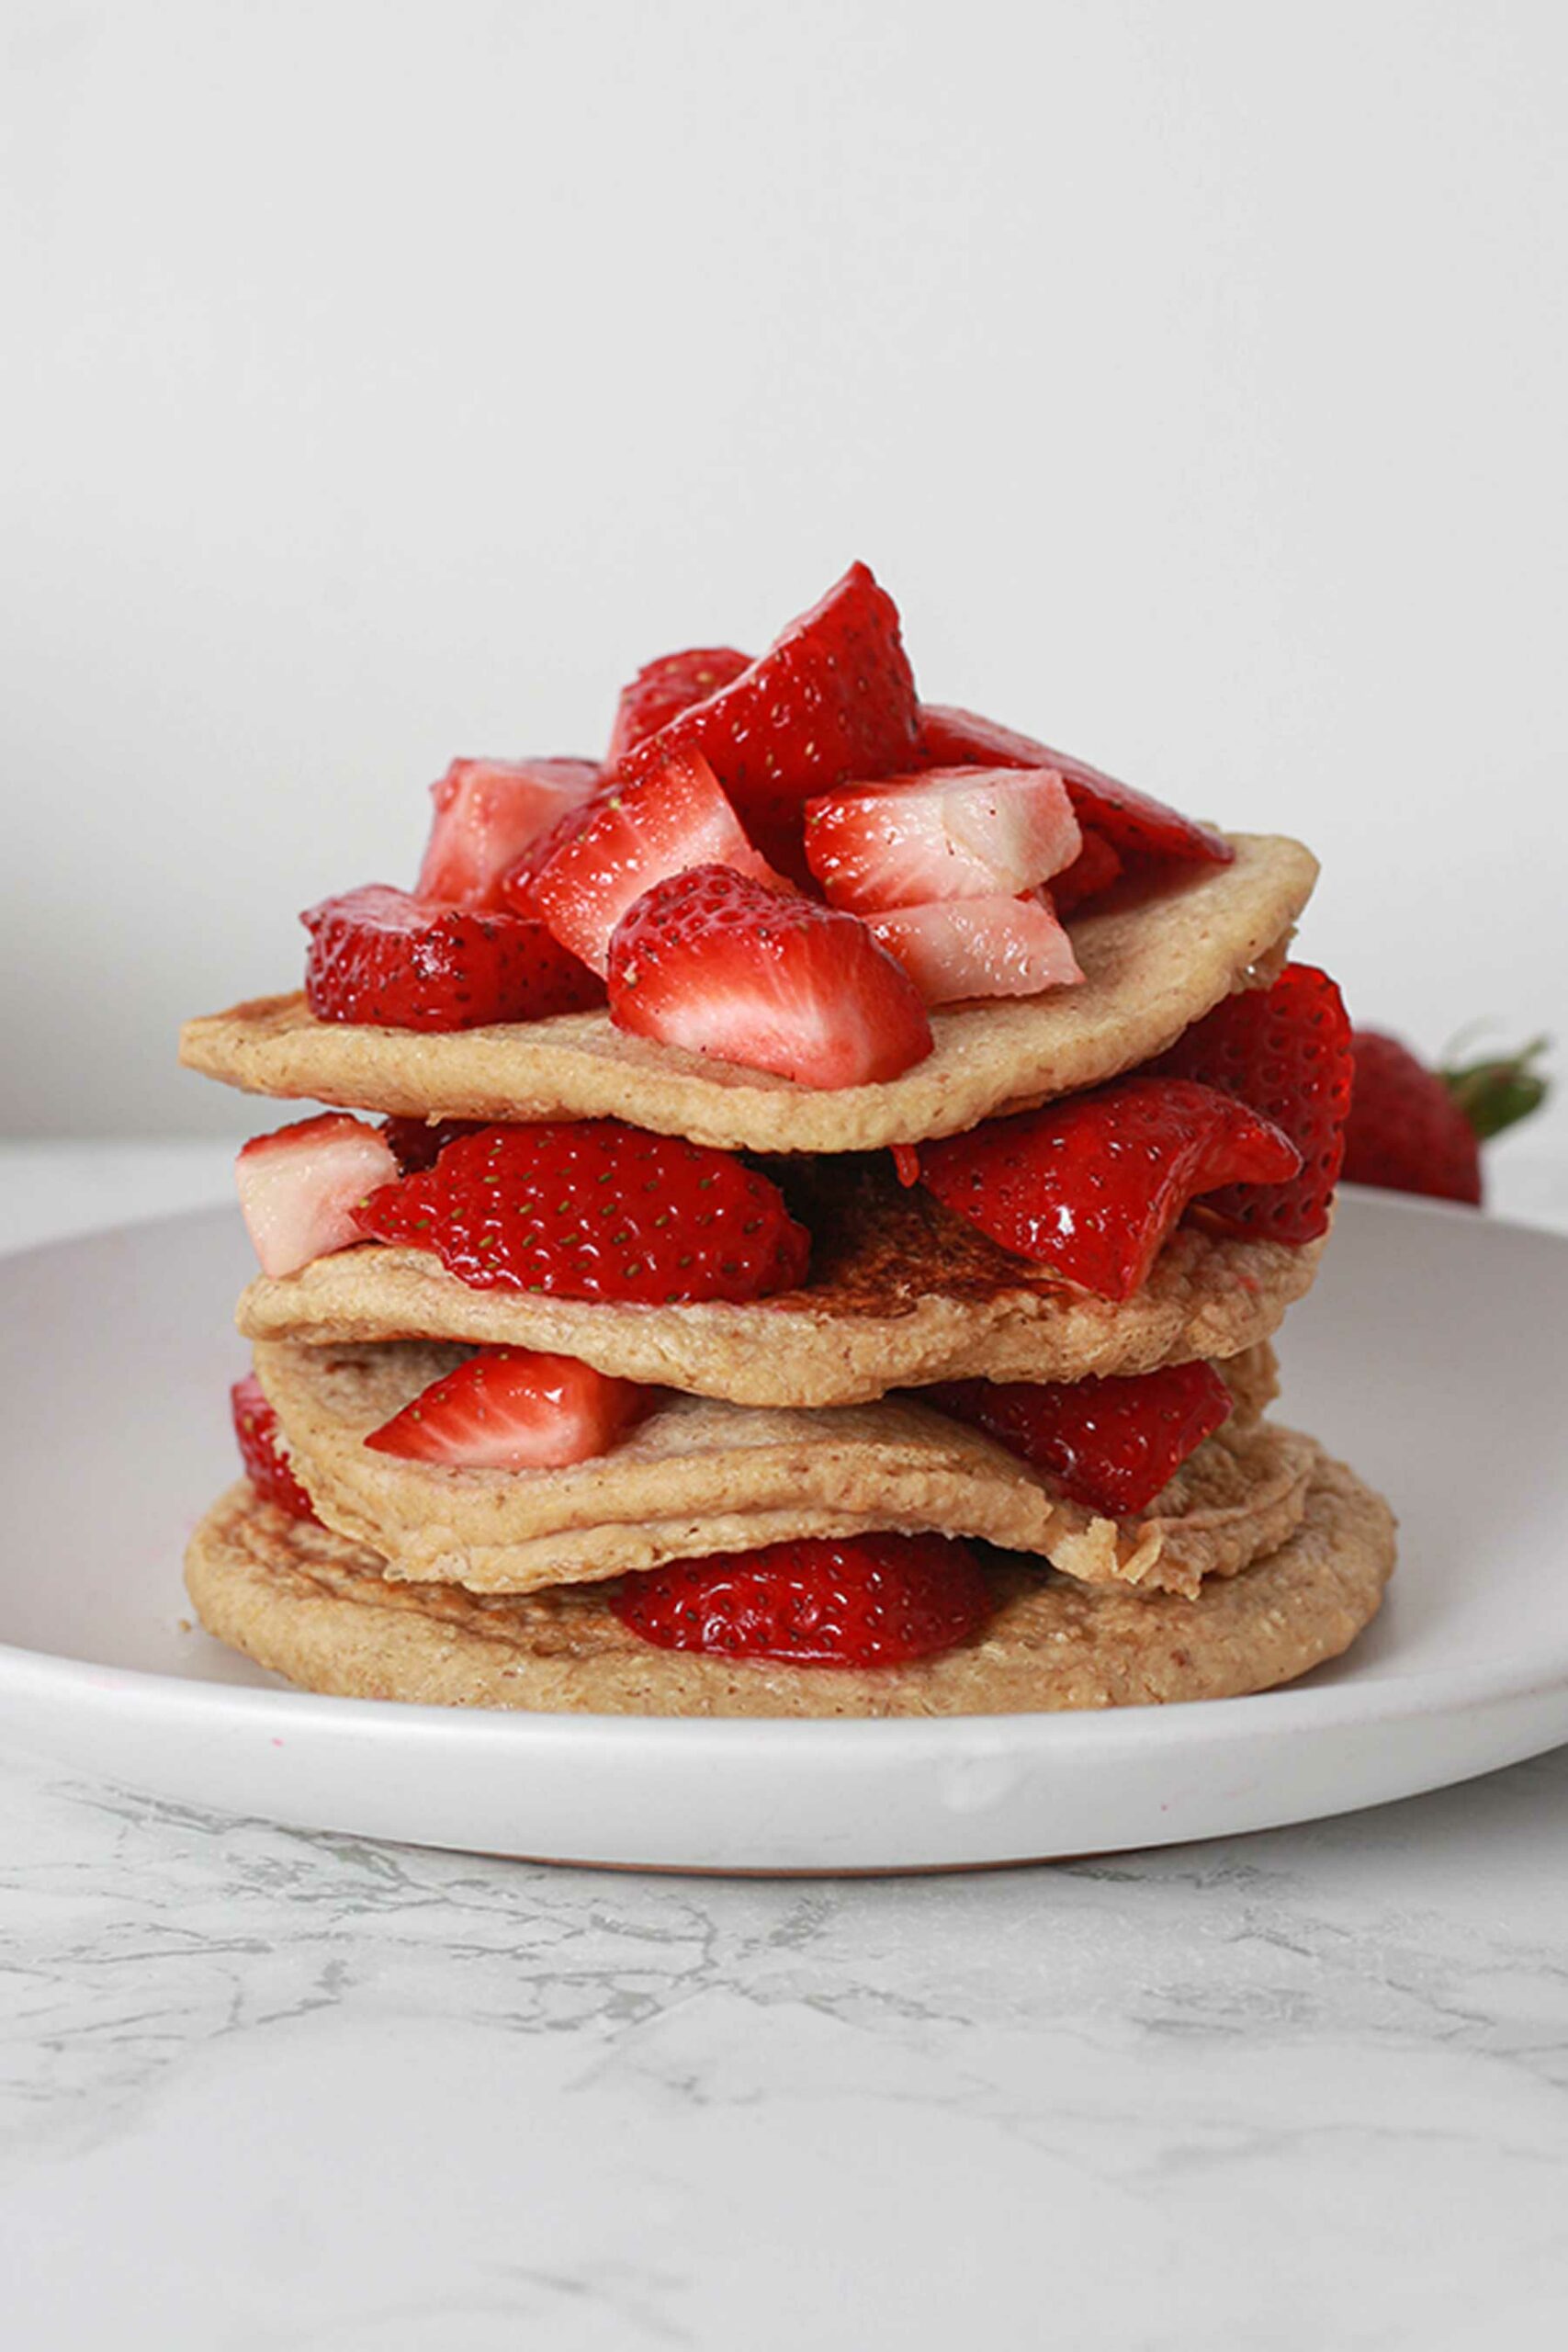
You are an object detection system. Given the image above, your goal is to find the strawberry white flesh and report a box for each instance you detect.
[235,1114,400,1278]
[869,892,1085,1005]
[415,757,601,910]
[363,1348,646,1470]
[532,747,781,975]
[803,766,1080,913]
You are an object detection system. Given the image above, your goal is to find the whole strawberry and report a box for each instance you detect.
[1342,1033,1549,1207]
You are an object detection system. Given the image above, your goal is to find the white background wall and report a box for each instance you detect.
[5,0,1565,1148]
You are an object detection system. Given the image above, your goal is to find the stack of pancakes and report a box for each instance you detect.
[180,832,1396,1717]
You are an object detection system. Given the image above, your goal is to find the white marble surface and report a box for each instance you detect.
[3,1144,1567,2351]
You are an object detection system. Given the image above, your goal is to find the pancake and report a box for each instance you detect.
[236,1170,1325,1405]
[179,833,1315,1153]
[184,1448,1396,1717]
[253,1338,1296,1600]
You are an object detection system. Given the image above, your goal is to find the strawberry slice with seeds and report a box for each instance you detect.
[1152,963,1354,1243]
[415,756,601,910]
[364,1348,649,1470]
[231,1372,321,1521]
[615,563,921,861]
[607,864,933,1089]
[528,748,782,977]
[927,1361,1234,1519]
[803,766,1081,912]
[916,704,1231,868]
[610,1532,993,1666]
[353,1120,810,1306]
[919,1077,1301,1299]
[302,885,604,1029]
[606,648,752,765]
[235,1112,400,1277]
[867,892,1083,1005]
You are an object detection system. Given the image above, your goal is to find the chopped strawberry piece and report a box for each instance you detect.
[231,1372,321,1521]
[1050,828,1124,914]
[615,563,921,862]
[498,789,614,916]
[528,749,780,977]
[1153,964,1354,1243]
[867,892,1084,1005]
[916,705,1232,868]
[416,757,600,911]
[378,1116,488,1174]
[354,1120,810,1306]
[606,864,933,1089]
[804,766,1080,912]
[919,1077,1301,1299]
[927,1360,1235,1519]
[302,885,604,1029]
[610,1532,992,1666]
[606,648,752,765]
[364,1348,649,1470]
[235,1112,399,1277]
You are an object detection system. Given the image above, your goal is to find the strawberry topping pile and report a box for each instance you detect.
[919,1077,1302,1299]
[610,1532,993,1666]
[231,1373,321,1522]
[303,886,603,1031]
[353,1120,809,1305]
[365,1348,648,1471]
[928,1360,1235,1519]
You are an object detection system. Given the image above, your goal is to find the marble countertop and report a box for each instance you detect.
[4,1143,1567,2351]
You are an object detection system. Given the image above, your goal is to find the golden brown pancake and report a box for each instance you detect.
[180,834,1315,1152]
[185,1450,1396,1717]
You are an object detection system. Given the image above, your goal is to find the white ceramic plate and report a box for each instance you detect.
[1,1192,1564,1873]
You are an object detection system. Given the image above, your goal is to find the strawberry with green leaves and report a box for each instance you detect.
[1343,1033,1549,1206]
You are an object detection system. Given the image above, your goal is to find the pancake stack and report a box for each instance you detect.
[179,568,1395,1717]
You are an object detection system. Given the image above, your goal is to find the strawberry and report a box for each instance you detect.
[364,1348,649,1470]
[527,748,781,977]
[499,789,614,916]
[606,864,933,1089]
[927,1360,1234,1519]
[606,648,752,765]
[353,1120,810,1305]
[235,1112,400,1278]
[916,705,1231,868]
[1151,964,1353,1243]
[609,1532,993,1666]
[919,1077,1301,1299]
[302,885,604,1029]
[231,1372,321,1521]
[415,756,601,910]
[615,563,921,864]
[1050,827,1124,914]
[803,766,1081,911]
[867,892,1083,1005]
[379,1116,487,1174]
[1342,1032,1549,1207]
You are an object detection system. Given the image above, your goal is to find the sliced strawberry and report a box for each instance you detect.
[916,705,1232,868]
[804,766,1080,911]
[378,1116,487,1174]
[415,757,601,910]
[610,1532,992,1665]
[499,789,614,917]
[364,1348,649,1470]
[615,563,920,861]
[528,748,781,977]
[928,1361,1234,1519]
[231,1372,321,1521]
[1152,964,1354,1243]
[606,864,932,1089]
[1050,827,1124,914]
[235,1112,400,1278]
[354,1120,810,1306]
[302,885,604,1029]
[867,892,1083,1005]
[606,648,752,765]
[919,1077,1301,1300]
